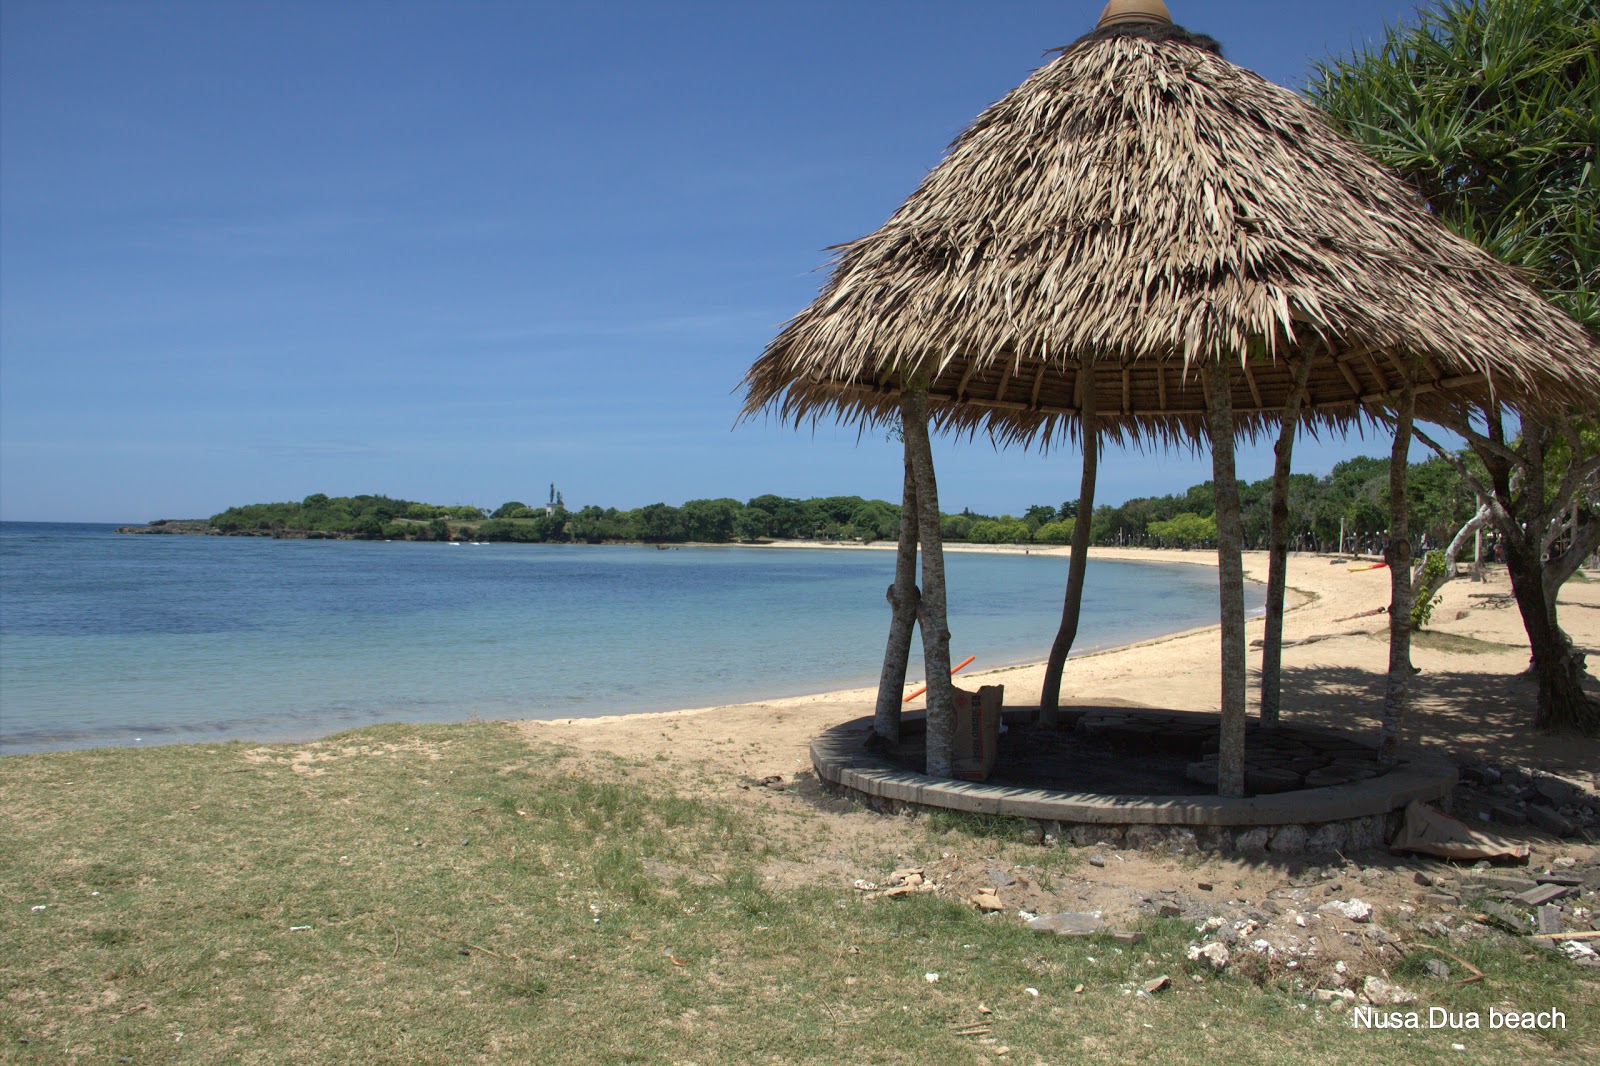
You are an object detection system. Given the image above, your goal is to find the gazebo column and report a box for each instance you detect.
[873,438,921,744]
[1377,361,1419,764]
[1206,359,1248,797]
[1259,355,1314,723]
[901,386,957,776]
[1040,362,1098,724]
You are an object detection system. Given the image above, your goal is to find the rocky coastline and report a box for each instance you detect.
[114,519,352,539]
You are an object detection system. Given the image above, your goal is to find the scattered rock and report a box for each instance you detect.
[985,867,1018,889]
[1028,912,1106,937]
[1488,802,1528,826]
[1187,942,1231,971]
[1516,883,1575,907]
[1478,902,1529,934]
[1087,855,1107,868]
[1319,899,1373,923]
[1423,960,1452,981]
[1362,975,1416,1006]
[1526,806,1578,837]
[971,893,1005,913]
[1141,975,1171,995]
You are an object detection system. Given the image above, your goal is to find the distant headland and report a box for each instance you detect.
[113,453,1460,553]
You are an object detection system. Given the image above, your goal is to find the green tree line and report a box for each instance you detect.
[209,451,1484,550]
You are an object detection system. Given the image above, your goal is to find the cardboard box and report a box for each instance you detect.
[952,684,1004,781]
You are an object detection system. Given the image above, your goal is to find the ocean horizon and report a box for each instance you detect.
[0,521,1261,756]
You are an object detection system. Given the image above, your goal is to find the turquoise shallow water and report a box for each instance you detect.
[0,522,1260,755]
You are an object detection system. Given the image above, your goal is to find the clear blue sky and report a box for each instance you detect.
[2,0,1435,523]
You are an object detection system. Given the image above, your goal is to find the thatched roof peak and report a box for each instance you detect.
[1065,18,1223,58]
[1097,0,1172,29]
[741,23,1600,449]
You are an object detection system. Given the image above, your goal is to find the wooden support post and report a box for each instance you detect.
[1040,363,1098,723]
[902,387,956,777]
[1378,360,1419,764]
[1260,355,1314,724]
[874,437,920,743]
[1207,360,1248,798]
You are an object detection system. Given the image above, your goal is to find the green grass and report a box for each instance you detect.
[2,722,1595,1064]
[1384,630,1522,655]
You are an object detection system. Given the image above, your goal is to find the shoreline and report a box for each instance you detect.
[531,545,1300,730]
[521,551,1600,779]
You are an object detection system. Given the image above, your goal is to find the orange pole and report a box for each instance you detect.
[903,655,976,703]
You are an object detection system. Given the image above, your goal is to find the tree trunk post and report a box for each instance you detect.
[1260,355,1313,724]
[1040,362,1098,724]
[1507,538,1599,733]
[902,388,956,776]
[873,444,920,743]
[1377,363,1418,764]
[1207,360,1248,798]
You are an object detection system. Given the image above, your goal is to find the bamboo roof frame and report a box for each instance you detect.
[741,23,1600,445]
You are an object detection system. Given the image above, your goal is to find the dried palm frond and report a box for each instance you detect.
[740,22,1600,448]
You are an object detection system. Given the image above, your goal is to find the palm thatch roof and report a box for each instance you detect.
[741,18,1600,448]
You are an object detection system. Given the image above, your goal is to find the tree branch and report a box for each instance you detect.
[1413,422,1515,529]
[1426,408,1526,469]
[1544,517,1600,604]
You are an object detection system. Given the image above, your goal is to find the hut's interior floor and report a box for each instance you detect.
[880,709,1386,798]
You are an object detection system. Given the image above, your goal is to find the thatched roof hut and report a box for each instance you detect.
[740,0,1600,793]
[741,4,1600,446]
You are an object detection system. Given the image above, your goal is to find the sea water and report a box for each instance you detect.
[0,522,1261,755]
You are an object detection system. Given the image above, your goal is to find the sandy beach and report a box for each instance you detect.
[522,546,1600,785]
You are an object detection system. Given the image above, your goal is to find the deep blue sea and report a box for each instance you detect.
[0,522,1259,755]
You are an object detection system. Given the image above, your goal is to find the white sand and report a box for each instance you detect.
[520,548,1600,784]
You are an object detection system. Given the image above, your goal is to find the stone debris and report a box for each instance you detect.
[1319,899,1373,923]
[970,892,1005,913]
[1515,883,1575,907]
[1361,975,1416,1006]
[858,867,939,899]
[1561,940,1597,961]
[1186,942,1231,971]
[1028,911,1106,936]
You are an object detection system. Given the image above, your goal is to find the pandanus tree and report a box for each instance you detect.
[1310,0,1600,733]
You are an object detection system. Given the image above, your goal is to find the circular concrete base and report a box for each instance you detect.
[811,707,1458,854]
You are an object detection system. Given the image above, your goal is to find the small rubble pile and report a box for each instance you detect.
[1409,855,1600,966]
[852,867,941,899]
[852,840,1600,1010]
[1455,763,1599,839]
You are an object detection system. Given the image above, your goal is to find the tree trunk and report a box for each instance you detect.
[1259,356,1313,724]
[874,449,920,743]
[902,388,956,776]
[1377,370,1417,764]
[1411,414,1600,735]
[1040,363,1098,724]
[1207,362,1247,798]
[1506,535,1600,733]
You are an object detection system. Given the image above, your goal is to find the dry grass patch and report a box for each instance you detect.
[2,722,1595,1064]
